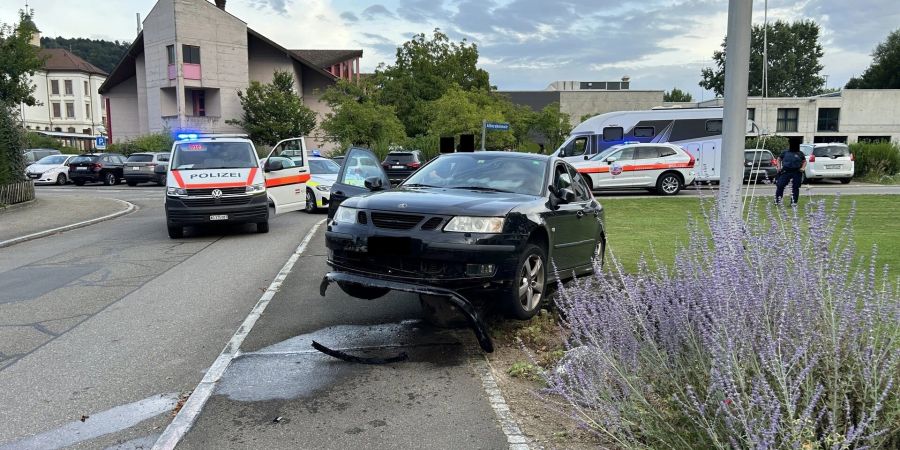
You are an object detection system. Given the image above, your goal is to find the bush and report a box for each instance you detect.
[0,106,26,184]
[746,135,790,157]
[547,198,899,449]
[24,132,61,149]
[107,133,174,156]
[850,141,900,178]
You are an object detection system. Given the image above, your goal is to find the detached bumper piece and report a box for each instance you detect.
[320,272,494,353]
[311,341,409,365]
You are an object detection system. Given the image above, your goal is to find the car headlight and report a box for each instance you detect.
[315,185,330,192]
[167,187,187,196]
[333,205,358,224]
[443,216,505,233]
[246,183,265,194]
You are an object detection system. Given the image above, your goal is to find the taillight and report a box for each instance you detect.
[407,162,421,168]
[808,154,816,162]
[686,152,695,168]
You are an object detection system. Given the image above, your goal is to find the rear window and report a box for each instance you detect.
[171,142,257,170]
[384,153,416,163]
[745,151,773,162]
[157,153,170,162]
[70,155,98,164]
[127,154,154,163]
[812,145,849,157]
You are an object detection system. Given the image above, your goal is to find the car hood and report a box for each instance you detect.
[346,187,539,216]
[27,163,65,173]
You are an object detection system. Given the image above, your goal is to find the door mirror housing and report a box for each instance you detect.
[605,156,618,164]
[557,188,576,203]
[364,176,385,191]
[265,159,283,172]
[583,155,590,160]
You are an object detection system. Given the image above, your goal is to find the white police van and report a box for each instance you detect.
[164,133,310,238]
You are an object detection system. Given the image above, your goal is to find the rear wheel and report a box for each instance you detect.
[839,177,852,184]
[656,172,682,195]
[167,225,183,239]
[126,180,137,187]
[56,174,67,185]
[74,179,85,186]
[336,281,389,300]
[256,221,269,233]
[505,243,547,320]
[103,172,116,186]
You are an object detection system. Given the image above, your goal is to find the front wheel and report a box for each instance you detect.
[504,243,547,320]
[656,173,682,195]
[167,225,183,239]
[103,172,116,186]
[305,188,317,212]
[56,174,67,185]
[336,281,390,300]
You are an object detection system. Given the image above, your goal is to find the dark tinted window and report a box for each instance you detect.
[636,147,660,160]
[603,127,624,141]
[71,155,98,164]
[559,136,589,157]
[182,45,201,64]
[567,165,591,201]
[127,154,154,162]
[812,145,849,157]
[658,146,677,157]
[705,120,723,133]
[384,153,417,163]
[633,126,655,138]
[744,151,773,162]
[404,154,547,196]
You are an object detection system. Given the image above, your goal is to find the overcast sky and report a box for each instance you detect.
[5,0,899,99]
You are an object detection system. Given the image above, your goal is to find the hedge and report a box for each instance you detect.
[850,141,900,178]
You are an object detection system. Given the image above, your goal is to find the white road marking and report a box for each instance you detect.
[472,354,532,450]
[151,218,326,450]
[0,199,136,248]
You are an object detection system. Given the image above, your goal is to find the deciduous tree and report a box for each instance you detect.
[664,88,693,102]
[320,80,405,148]
[228,70,317,146]
[845,28,900,89]
[533,102,571,151]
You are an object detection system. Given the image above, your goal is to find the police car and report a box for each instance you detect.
[164,134,310,238]
[571,142,696,195]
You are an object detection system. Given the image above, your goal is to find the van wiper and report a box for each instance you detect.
[449,186,513,193]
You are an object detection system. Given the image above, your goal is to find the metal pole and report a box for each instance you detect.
[480,119,486,151]
[718,0,753,217]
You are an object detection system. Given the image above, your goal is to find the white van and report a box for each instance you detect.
[553,107,753,182]
[164,134,310,238]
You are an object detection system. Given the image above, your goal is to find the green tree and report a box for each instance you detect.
[664,87,693,102]
[533,102,571,151]
[375,29,491,136]
[320,80,405,148]
[427,85,514,149]
[228,70,317,146]
[41,36,129,74]
[700,20,825,97]
[845,29,900,89]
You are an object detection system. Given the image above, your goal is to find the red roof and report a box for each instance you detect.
[39,48,107,76]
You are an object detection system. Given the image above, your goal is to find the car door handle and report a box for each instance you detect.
[576,210,585,218]
[333,190,344,196]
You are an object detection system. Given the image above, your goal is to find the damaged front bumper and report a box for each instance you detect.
[320,272,494,353]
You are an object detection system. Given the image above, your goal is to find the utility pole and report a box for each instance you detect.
[718,0,753,217]
[480,119,486,151]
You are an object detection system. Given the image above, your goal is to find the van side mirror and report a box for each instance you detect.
[265,159,283,172]
[364,176,384,191]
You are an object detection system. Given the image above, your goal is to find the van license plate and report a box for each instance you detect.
[826,164,841,169]
[210,215,228,221]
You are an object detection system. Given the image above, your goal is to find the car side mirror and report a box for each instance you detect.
[557,188,576,203]
[605,156,617,164]
[265,160,283,172]
[364,176,384,191]
[583,155,589,160]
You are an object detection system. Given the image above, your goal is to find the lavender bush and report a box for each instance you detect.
[547,197,900,449]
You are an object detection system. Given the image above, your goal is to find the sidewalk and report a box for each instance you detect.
[0,195,132,244]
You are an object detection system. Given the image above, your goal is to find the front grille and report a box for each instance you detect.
[182,196,253,207]
[371,212,423,230]
[421,217,444,230]
[186,187,246,196]
[331,253,466,279]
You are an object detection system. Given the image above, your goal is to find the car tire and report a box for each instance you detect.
[305,188,317,213]
[167,225,183,239]
[56,173,67,185]
[840,177,852,184]
[336,281,390,300]
[257,221,269,233]
[156,178,165,187]
[656,172,682,195]
[419,294,469,328]
[103,172,116,186]
[581,174,594,191]
[126,180,137,187]
[74,179,85,186]
[505,243,547,320]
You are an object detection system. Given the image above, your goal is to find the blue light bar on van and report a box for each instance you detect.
[624,141,640,144]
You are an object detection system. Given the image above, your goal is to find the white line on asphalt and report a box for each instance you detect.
[0,199,136,248]
[472,354,531,450]
[152,218,326,450]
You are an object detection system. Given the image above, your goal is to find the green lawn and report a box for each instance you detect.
[602,195,900,278]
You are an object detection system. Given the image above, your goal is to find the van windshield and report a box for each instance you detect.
[171,142,257,170]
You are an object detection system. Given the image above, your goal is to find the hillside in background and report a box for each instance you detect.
[40,36,130,74]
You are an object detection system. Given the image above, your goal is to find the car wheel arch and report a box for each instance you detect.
[659,170,684,184]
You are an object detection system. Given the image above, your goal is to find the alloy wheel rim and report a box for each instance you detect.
[306,190,314,210]
[518,254,544,311]
[662,176,678,193]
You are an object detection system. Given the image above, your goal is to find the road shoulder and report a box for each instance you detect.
[0,194,134,247]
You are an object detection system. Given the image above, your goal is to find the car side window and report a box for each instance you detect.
[271,140,305,166]
[615,147,635,161]
[636,147,659,160]
[553,164,573,192]
[340,151,385,188]
[158,154,170,162]
[658,146,677,157]
[567,165,590,201]
[560,136,589,157]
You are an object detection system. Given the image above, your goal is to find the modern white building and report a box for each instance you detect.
[18,26,108,149]
[99,0,360,150]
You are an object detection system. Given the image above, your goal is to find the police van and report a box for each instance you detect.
[164,134,310,238]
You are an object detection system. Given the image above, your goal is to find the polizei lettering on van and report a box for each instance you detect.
[188,172,243,179]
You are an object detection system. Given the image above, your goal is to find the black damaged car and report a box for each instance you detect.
[323,148,606,321]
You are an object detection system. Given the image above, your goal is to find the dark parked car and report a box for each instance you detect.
[325,148,606,321]
[124,152,169,186]
[68,153,126,186]
[744,149,778,181]
[381,150,424,184]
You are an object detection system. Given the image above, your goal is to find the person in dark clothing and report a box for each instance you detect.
[775,148,806,205]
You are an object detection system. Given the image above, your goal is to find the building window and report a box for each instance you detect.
[66,102,75,118]
[776,108,799,132]
[83,80,89,95]
[85,103,92,119]
[52,102,61,118]
[182,45,201,64]
[192,90,206,116]
[50,80,59,95]
[26,125,31,129]
[82,128,91,134]
[67,127,76,133]
[167,45,176,64]
[54,127,62,132]
[64,80,74,95]
[817,108,840,132]
[747,108,755,121]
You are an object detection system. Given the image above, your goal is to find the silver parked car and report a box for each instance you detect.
[124,152,170,186]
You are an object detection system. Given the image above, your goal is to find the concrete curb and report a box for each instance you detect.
[0,199,137,249]
[0,198,37,213]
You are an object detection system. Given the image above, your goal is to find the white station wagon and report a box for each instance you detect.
[799,143,854,184]
[571,143,696,195]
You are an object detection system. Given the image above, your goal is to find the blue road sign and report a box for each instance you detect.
[484,122,510,131]
[95,136,107,150]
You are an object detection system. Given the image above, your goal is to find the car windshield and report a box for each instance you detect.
[36,155,69,165]
[127,154,154,163]
[812,145,849,158]
[402,153,547,196]
[171,142,257,170]
[309,159,340,175]
[589,145,624,161]
[70,155,98,164]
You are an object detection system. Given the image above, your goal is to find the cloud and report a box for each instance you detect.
[361,4,396,20]
[340,11,359,22]
[246,0,292,15]
[396,0,450,23]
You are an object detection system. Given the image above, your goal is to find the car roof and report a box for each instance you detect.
[173,137,252,144]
